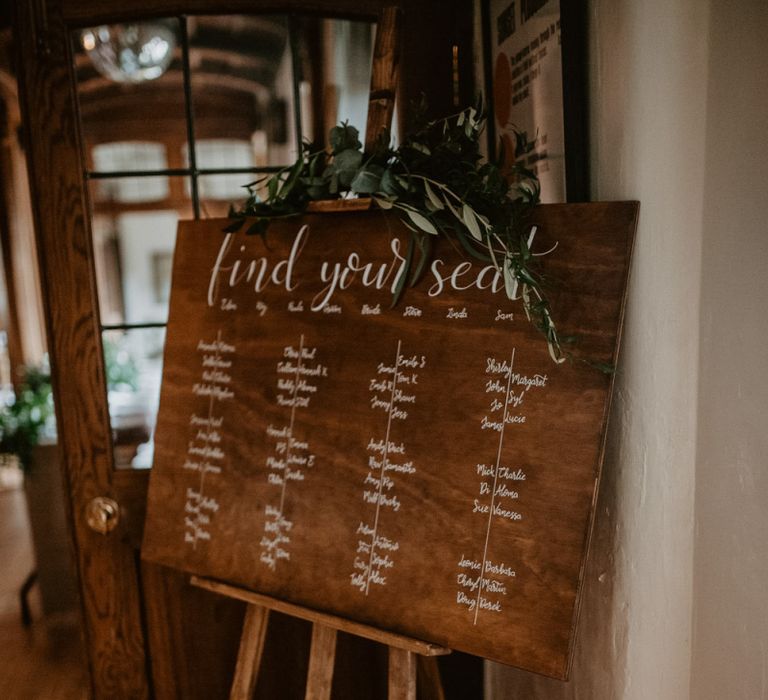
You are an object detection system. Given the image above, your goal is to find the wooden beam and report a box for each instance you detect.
[364,6,400,153]
[388,648,416,700]
[304,623,337,700]
[229,604,270,700]
[191,576,451,657]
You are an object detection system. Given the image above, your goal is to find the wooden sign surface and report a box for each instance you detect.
[141,203,637,679]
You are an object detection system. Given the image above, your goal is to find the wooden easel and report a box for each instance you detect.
[193,9,450,698]
[192,577,450,700]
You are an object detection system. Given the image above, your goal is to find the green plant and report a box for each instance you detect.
[227,103,569,363]
[103,334,139,392]
[0,365,54,471]
[0,339,141,471]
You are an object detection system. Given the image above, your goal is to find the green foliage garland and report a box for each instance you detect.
[228,105,568,364]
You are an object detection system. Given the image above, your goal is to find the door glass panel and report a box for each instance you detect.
[103,327,166,469]
[72,14,377,470]
[95,176,170,204]
[188,15,296,167]
[290,17,375,148]
[197,174,252,218]
[89,203,185,325]
[72,18,188,168]
[92,141,168,174]
[183,139,255,209]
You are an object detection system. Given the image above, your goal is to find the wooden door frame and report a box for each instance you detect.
[14,1,474,697]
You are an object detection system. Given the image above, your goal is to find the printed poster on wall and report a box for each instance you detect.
[490,0,566,202]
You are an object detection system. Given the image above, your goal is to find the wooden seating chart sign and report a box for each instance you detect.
[141,202,638,679]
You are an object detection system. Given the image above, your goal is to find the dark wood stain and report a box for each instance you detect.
[142,202,637,680]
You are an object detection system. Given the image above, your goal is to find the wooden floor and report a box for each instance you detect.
[0,473,90,700]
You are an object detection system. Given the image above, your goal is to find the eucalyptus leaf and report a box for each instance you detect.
[329,122,361,154]
[405,208,438,235]
[351,167,383,194]
[333,149,363,186]
[373,195,395,210]
[380,169,398,195]
[392,232,415,307]
[503,261,518,299]
[423,180,444,210]
[462,204,483,241]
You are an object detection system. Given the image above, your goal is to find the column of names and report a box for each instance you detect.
[259,334,328,569]
[455,349,549,623]
[351,340,425,594]
[183,330,236,548]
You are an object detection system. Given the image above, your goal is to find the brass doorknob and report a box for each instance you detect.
[86,496,120,534]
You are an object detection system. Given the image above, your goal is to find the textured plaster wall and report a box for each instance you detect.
[690,1,768,698]
[487,0,709,697]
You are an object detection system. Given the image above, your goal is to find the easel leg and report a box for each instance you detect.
[417,656,446,700]
[229,604,270,700]
[388,647,417,700]
[304,623,338,700]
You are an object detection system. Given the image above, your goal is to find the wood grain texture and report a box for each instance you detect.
[230,604,270,700]
[305,623,338,700]
[416,657,445,700]
[192,577,451,656]
[14,1,150,696]
[365,6,401,153]
[388,648,416,700]
[144,203,637,679]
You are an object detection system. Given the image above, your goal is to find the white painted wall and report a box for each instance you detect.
[488,0,710,697]
[691,1,768,698]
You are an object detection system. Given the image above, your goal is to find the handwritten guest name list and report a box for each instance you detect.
[183,330,236,547]
[143,204,638,679]
[260,335,328,569]
[351,341,426,594]
[455,349,548,622]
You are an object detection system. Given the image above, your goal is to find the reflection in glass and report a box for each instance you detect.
[72,18,187,164]
[89,177,190,326]
[317,19,375,145]
[92,141,167,173]
[103,328,166,469]
[95,176,170,204]
[80,21,177,83]
[288,17,375,148]
[184,139,255,204]
[196,174,251,218]
[188,15,296,166]
[91,209,180,326]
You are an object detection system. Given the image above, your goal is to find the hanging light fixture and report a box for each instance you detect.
[80,21,177,83]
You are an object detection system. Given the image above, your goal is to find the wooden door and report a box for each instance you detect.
[13,1,476,697]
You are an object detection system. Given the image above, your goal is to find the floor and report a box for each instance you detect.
[0,468,89,700]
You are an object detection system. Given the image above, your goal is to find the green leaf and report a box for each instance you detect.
[329,122,361,154]
[410,233,433,286]
[423,180,444,210]
[405,208,438,235]
[333,149,363,187]
[392,232,415,307]
[462,204,483,241]
[267,175,278,201]
[503,262,518,299]
[380,169,398,195]
[245,219,269,236]
[222,218,245,233]
[373,195,395,210]
[350,166,383,194]
[443,195,463,222]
